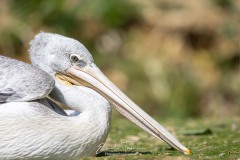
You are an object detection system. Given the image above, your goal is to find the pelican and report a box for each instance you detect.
[0,32,190,159]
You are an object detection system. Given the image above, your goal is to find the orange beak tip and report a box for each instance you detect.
[185,148,190,155]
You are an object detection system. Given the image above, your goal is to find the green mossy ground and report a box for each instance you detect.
[83,116,240,160]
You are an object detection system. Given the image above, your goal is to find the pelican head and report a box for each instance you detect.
[30,33,93,76]
[30,32,190,155]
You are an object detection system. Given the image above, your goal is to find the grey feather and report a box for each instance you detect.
[0,55,55,102]
[46,98,68,116]
[0,88,15,103]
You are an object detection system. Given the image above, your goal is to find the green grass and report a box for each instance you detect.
[83,115,240,160]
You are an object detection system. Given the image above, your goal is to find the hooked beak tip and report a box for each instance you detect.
[185,148,190,155]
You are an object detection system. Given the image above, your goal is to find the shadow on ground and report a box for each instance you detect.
[97,151,151,157]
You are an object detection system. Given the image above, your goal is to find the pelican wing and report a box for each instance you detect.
[0,88,15,103]
[0,55,55,103]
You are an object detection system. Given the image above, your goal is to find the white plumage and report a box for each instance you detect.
[0,32,189,159]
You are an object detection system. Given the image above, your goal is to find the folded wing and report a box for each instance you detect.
[0,55,55,103]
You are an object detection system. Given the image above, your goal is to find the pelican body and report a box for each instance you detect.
[0,33,189,159]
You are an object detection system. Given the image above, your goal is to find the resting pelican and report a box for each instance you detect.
[0,33,190,159]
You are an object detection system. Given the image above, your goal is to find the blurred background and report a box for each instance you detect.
[0,0,239,119]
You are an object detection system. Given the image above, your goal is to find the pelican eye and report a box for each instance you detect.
[70,54,82,63]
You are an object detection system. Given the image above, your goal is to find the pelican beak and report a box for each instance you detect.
[66,63,190,155]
